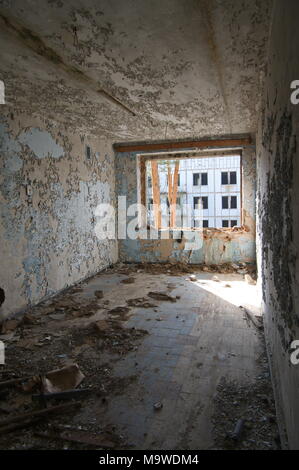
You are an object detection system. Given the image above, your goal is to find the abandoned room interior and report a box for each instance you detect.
[0,0,298,452]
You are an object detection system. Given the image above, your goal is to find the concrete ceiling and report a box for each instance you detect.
[0,0,272,140]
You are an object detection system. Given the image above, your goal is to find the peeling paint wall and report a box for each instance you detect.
[0,111,117,319]
[0,0,272,141]
[256,0,299,449]
[115,145,256,264]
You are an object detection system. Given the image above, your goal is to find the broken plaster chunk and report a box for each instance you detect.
[237,269,248,275]
[202,266,209,272]
[121,277,135,284]
[244,274,256,285]
[153,402,163,411]
[49,313,66,321]
[212,275,220,282]
[148,292,176,302]
[42,363,85,394]
[94,290,104,299]
[189,274,197,282]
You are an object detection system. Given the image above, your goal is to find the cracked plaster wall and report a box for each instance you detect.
[115,146,256,265]
[0,111,117,319]
[256,0,299,449]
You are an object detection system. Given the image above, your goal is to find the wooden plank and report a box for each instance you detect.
[36,429,117,449]
[140,157,146,207]
[151,161,161,229]
[167,165,173,207]
[0,376,32,391]
[114,137,251,153]
[0,402,81,430]
[170,161,180,227]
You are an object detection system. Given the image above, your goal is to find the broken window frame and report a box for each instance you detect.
[137,150,243,231]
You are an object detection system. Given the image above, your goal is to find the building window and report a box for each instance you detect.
[222,220,229,227]
[222,196,229,209]
[144,154,241,229]
[201,173,208,185]
[193,173,200,186]
[193,196,208,209]
[148,198,153,210]
[202,196,208,209]
[194,172,208,185]
[221,172,228,185]
[231,196,237,209]
[222,171,237,185]
[230,171,237,184]
[222,195,237,209]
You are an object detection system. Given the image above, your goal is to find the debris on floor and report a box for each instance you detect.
[245,274,257,285]
[148,291,177,302]
[36,424,122,449]
[153,402,163,411]
[104,261,257,277]
[240,306,264,330]
[127,298,157,308]
[121,278,135,284]
[212,347,279,450]
[0,262,276,450]
[41,363,85,393]
[94,290,104,299]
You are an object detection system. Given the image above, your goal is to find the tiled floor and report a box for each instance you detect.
[2,266,277,450]
[87,270,265,449]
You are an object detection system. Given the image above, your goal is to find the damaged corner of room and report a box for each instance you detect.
[0,0,299,455]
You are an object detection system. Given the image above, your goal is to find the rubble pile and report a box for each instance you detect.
[212,354,280,450]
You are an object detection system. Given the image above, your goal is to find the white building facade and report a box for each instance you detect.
[147,155,241,229]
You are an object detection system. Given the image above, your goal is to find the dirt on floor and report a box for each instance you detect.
[211,333,280,450]
[0,261,278,450]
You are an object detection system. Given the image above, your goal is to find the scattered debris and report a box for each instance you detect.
[49,313,66,321]
[0,402,81,436]
[107,306,131,321]
[94,290,104,299]
[237,269,248,275]
[121,278,135,284]
[106,261,256,277]
[245,274,256,285]
[229,418,245,441]
[127,298,157,308]
[148,292,176,302]
[0,376,32,391]
[1,319,22,334]
[153,402,163,411]
[93,320,110,333]
[212,370,278,450]
[36,427,120,448]
[108,306,130,315]
[189,274,197,282]
[0,261,261,450]
[240,306,263,330]
[0,332,16,341]
[42,364,85,394]
[32,388,92,403]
